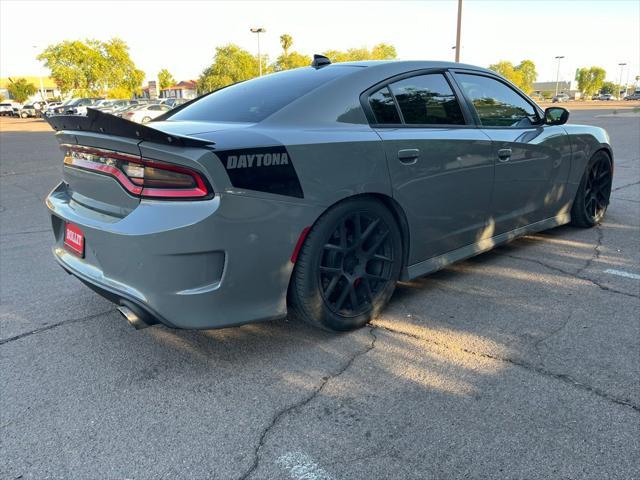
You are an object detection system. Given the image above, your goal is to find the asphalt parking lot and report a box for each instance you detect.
[1,110,639,479]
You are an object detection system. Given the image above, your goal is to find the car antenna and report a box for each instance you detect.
[311,54,331,69]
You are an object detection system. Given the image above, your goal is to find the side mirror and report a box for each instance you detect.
[544,107,569,125]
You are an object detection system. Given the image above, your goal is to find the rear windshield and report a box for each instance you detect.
[167,66,356,123]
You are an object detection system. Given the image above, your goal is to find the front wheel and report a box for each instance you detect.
[570,150,613,227]
[288,198,402,331]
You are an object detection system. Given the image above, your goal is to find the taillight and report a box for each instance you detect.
[62,145,212,199]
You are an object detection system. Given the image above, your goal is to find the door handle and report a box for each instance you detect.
[398,148,420,164]
[497,148,512,162]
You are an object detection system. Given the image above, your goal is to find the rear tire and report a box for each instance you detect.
[288,198,402,331]
[570,150,613,227]
[141,116,151,123]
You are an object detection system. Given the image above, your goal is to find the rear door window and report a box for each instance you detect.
[388,74,465,125]
[368,73,466,126]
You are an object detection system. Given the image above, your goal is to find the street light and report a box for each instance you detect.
[250,27,266,76]
[454,0,462,62]
[554,56,565,96]
[618,62,627,99]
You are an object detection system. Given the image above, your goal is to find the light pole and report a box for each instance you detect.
[250,27,266,76]
[554,56,564,96]
[454,0,462,62]
[618,62,627,99]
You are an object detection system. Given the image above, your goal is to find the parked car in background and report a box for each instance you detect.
[0,102,17,116]
[121,103,171,123]
[624,92,640,100]
[66,98,103,115]
[98,99,139,114]
[19,104,38,118]
[597,94,615,101]
[47,99,76,116]
[552,93,570,103]
[88,99,113,110]
[161,98,190,108]
[112,103,143,117]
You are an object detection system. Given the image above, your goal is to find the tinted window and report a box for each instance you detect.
[168,66,355,123]
[369,87,401,124]
[388,74,465,125]
[456,74,537,127]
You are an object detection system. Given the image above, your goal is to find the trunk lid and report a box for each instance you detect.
[58,131,143,216]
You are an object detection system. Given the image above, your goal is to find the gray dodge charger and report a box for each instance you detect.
[45,57,613,332]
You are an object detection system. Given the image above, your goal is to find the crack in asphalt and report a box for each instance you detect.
[504,254,639,300]
[612,180,640,192]
[236,327,378,480]
[574,226,603,277]
[374,323,640,413]
[0,167,58,178]
[532,310,574,362]
[0,228,50,237]
[0,309,116,345]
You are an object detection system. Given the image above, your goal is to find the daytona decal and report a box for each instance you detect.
[226,152,289,169]
[216,146,303,198]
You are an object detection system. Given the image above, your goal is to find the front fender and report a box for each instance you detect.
[562,124,613,185]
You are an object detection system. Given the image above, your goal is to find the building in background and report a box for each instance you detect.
[160,80,197,100]
[532,80,581,99]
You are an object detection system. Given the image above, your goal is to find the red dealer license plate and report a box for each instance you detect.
[64,223,85,257]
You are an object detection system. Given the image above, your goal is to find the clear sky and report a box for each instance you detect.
[1,0,638,86]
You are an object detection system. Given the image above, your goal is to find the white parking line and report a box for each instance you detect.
[277,451,335,480]
[604,269,640,280]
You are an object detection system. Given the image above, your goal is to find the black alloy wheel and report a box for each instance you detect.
[319,212,395,317]
[571,151,613,227]
[289,198,402,331]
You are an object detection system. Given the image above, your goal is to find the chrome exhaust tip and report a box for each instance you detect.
[118,305,151,330]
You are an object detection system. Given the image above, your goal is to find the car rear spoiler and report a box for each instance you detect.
[44,107,214,148]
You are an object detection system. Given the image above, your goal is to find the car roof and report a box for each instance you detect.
[334,59,491,72]
[261,60,497,127]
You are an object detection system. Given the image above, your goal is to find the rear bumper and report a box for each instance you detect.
[46,182,320,329]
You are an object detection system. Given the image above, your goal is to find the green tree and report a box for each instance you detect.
[197,44,259,93]
[599,81,618,95]
[0,93,4,102]
[322,43,397,63]
[517,59,537,94]
[576,67,606,97]
[489,61,523,86]
[280,34,293,56]
[272,34,311,71]
[158,68,176,89]
[7,78,37,103]
[488,59,537,93]
[38,38,144,97]
[371,43,397,60]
